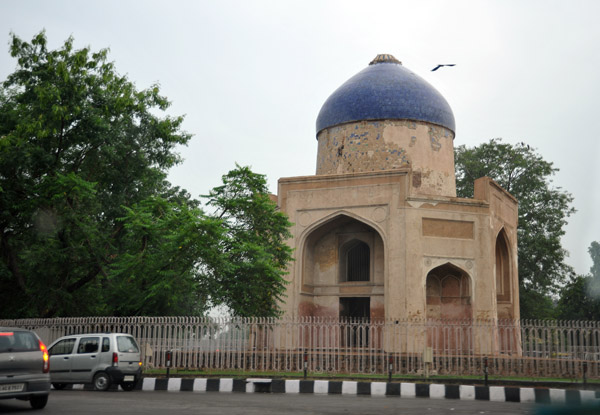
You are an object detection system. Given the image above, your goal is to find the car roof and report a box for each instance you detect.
[55,333,133,337]
[0,327,33,332]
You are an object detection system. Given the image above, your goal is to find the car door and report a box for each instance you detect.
[69,337,100,383]
[99,336,111,367]
[48,338,76,382]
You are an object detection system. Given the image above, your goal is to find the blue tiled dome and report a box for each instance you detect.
[316,54,455,135]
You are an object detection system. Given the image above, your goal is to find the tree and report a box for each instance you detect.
[0,32,192,317]
[454,139,575,319]
[107,166,294,318]
[557,242,600,321]
[200,165,294,318]
[0,32,293,319]
[104,193,224,316]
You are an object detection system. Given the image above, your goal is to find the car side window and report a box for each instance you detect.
[77,337,100,354]
[49,338,76,356]
[101,337,110,352]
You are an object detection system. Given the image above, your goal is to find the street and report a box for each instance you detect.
[0,389,538,414]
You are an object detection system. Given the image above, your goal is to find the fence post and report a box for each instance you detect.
[303,350,308,379]
[483,356,488,387]
[166,350,172,379]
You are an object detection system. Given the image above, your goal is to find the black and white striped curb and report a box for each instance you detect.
[117,378,600,405]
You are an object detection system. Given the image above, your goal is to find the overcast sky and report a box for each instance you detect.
[1,0,598,276]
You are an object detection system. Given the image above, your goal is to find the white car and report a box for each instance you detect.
[48,333,142,391]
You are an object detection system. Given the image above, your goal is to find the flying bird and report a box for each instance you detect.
[431,64,456,72]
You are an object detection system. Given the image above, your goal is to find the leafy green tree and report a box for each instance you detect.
[200,165,293,318]
[454,139,575,319]
[105,194,224,316]
[0,31,191,317]
[557,241,600,321]
[0,32,293,319]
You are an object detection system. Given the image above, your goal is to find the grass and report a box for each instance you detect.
[142,368,600,385]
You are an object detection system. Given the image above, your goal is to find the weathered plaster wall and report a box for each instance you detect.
[316,120,456,197]
[277,171,519,339]
[278,171,406,319]
[474,177,520,321]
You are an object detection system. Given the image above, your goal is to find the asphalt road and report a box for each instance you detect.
[0,390,540,414]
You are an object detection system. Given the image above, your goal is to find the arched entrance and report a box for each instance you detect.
[300,214,385,321]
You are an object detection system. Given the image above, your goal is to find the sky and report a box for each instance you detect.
[1,0,599,276]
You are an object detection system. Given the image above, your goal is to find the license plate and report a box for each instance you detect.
[123,376,134,382]
[0,383,25,393]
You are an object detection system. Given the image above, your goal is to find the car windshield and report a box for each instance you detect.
[0,331,38,353]
[117,336,139,353]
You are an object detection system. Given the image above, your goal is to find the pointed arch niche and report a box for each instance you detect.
[300,214,385,319]
[426,263,472,320]
[496,229,514,319]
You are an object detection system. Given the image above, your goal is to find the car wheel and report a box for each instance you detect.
[52,383,67,390]
[30,395,48,409]
[93,372,111,391]
[120,381,137,391]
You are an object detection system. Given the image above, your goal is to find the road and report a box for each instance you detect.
[0,389,540,414]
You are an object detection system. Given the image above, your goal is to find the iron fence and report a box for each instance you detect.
[1,316,599,378]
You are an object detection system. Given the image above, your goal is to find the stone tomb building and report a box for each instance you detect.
[277,55,519,332]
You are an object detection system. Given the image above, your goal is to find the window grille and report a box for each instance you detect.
[346,241,369,282]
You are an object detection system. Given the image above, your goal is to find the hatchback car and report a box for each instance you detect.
[48,333,142,391]
[0,327,51,409]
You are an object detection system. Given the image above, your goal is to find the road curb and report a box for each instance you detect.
[94,378,600,405]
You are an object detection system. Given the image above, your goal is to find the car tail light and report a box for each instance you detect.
[39,340,49,373]
[112,352,118,366]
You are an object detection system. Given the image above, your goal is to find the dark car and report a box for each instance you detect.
[0,327,51,409]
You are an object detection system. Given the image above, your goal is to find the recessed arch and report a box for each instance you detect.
[425,262,472,320]
[496,228,513,318]
[298,212,385,320]
[495,229,511,301]
[298,210,387,248]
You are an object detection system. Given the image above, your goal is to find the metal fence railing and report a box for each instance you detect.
[1,316,598,379]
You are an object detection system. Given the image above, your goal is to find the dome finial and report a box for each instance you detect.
[369,54,402,65]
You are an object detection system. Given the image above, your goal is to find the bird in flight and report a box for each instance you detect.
[431,64,456,72]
